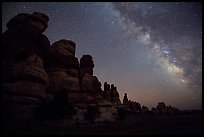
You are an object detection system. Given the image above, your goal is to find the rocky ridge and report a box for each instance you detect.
[2,12,122,125]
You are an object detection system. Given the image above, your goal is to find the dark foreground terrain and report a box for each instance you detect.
[2,113,202,135]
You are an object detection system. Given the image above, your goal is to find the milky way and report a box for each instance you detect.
[2,2,202,109]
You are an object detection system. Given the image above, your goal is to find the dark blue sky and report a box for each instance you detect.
[2,2,202,109]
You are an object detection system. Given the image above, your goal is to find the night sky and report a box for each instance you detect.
[2,2,202,110]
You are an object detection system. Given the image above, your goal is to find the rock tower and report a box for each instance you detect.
[2,12,122,124]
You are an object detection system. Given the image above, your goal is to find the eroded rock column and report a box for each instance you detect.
[46,39,80,95]
[2,12,50,120]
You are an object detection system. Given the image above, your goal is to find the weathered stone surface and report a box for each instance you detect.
[38,34,51,59]
[104,82,110,90]
[83,96,97,104]
[80,55,94,77]
[103,83,121,105]
[5,12,49,41]
[80,55,94,69]
[123,93,129,104]
[2,81,47,99]
[32,12,49,27]
[2,94,43,105]
[2,12,122,124]
[157,102,166,110]
[80,68,93,77]
[67,91,96,105]
[24,12,49,35]
[46,53,79,69]
[67,92,81,104]
[46,40,80,108]
[7,12,49,30]
[2,103,40,120]
[52,39,76,56]
[67,69,79,78]
[25,53,44,67]
[110,84,121,105]
[103,89,112,101]
[2,12,50,123]
[47,69,80,93]
[142,106,150,113]
[6,13,31,28]
[154,102,181,114]
[2,11,50,84]
[80,73,102,93]
[2,61,48,84]
[95,103,117,122]
[2,33,40,60]
[45,40,78,70]
[79,55,103,96]
[72,105,87,123]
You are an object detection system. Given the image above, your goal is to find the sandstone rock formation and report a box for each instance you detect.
[121,93,142,113]
[103,82,121,105]
[156,102,167,113]
[141,105,151,114]
[2,12,50,120]
[76,56,120,122]
[79,55,102,94]
[123,93,129,105]
[154,102,181,114]
[2,12,122,125]
[45,39,80,94]
[110,84,121,105]
[2,12,184,135]
[103,82,112,101]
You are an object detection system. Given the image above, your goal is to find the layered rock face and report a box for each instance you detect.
[69,55,119,122]
[2,12,50,120]
[103,83,121,105]
[45,39,80,94]
[79,55,103,95]
[110,84,121,105]
[103,82,112,101]
[122,93,142,113]
[2,12,122,124]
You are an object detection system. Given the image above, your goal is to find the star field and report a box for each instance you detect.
[2,2,202,110]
